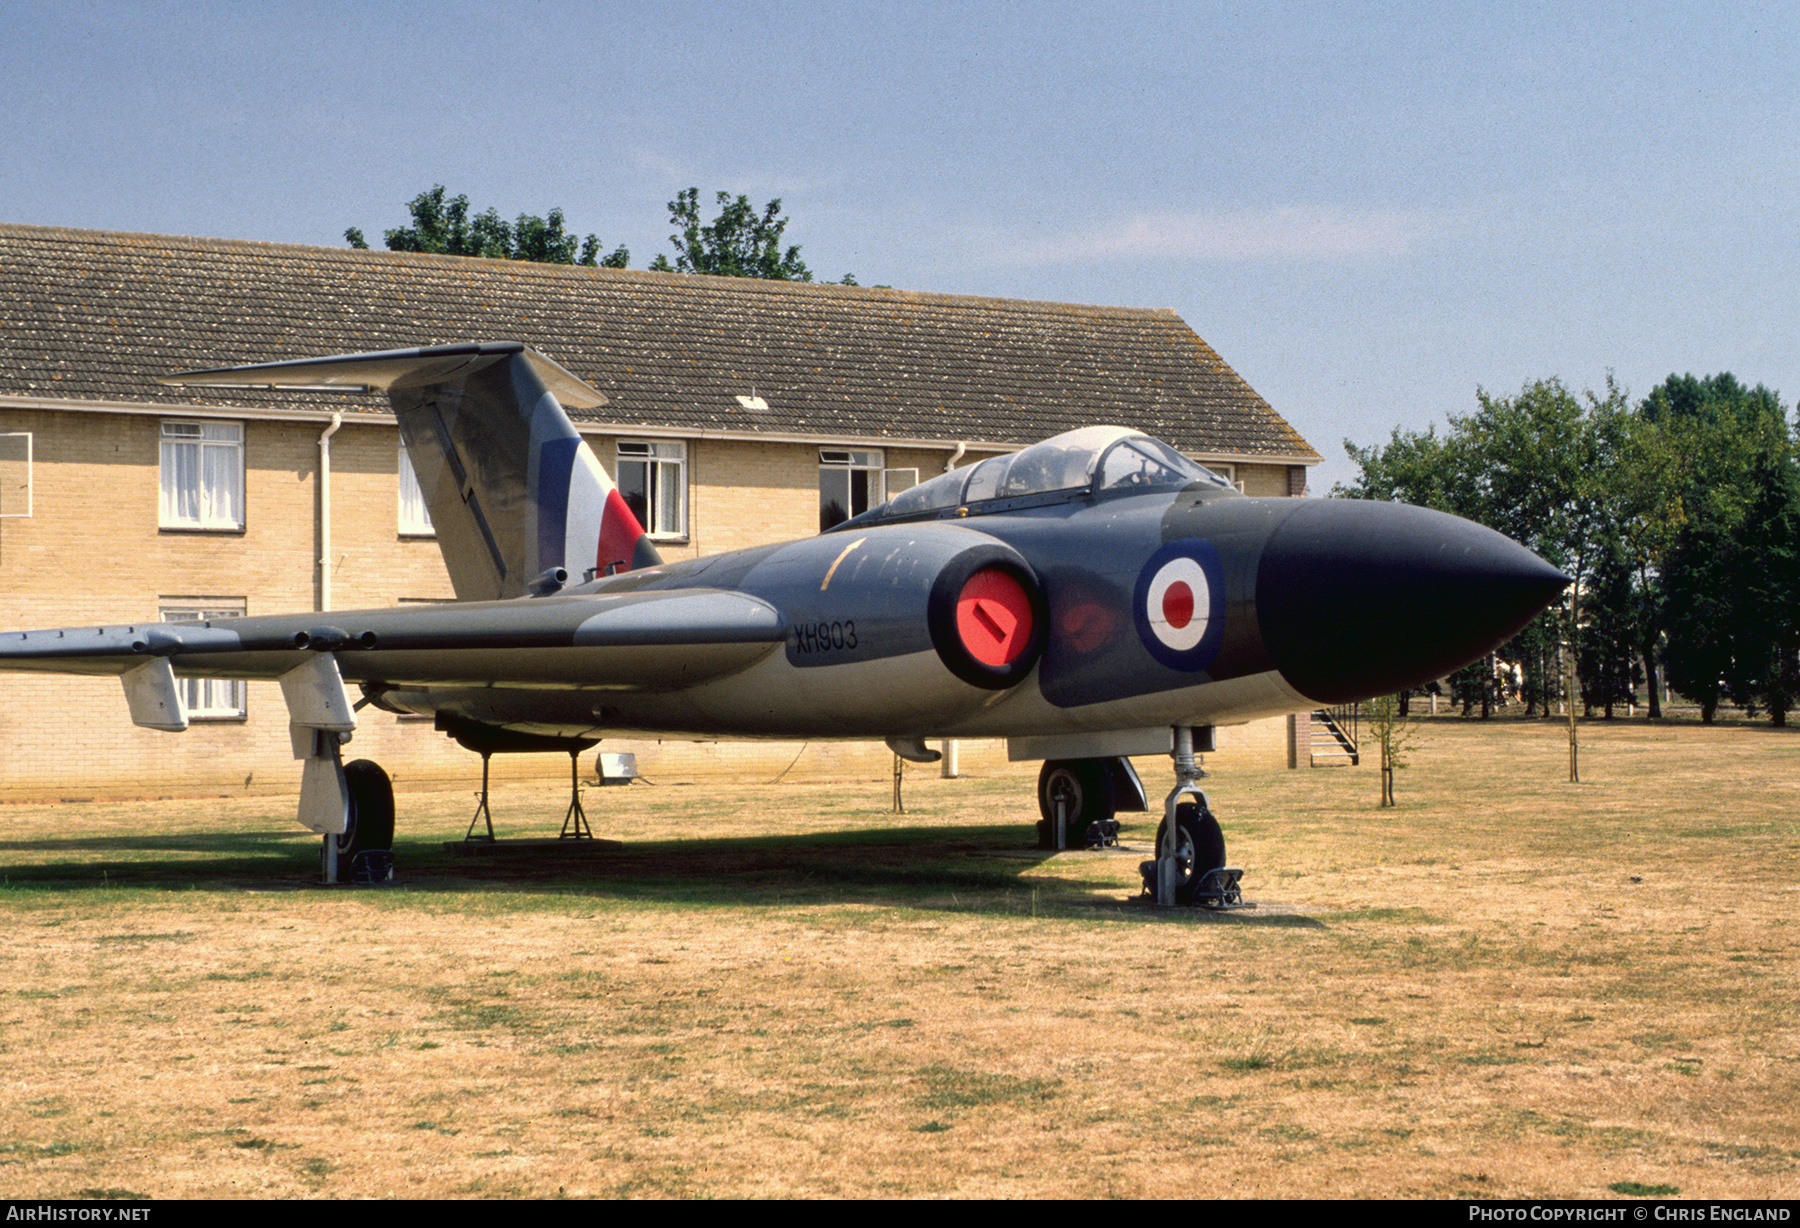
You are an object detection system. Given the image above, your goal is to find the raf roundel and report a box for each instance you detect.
[1132,538,1226,671]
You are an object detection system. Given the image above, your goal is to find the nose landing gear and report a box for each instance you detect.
[1139,726,1249,910]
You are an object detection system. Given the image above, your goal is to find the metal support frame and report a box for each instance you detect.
[559,749,592,839]
[463,748,596,842]
[1049,778,1072,850]
[1155,725,1210,907]
[277,652,358,884]
[465,752,496,842]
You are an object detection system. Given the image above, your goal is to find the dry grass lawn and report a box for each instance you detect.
[0,717,1794,1199]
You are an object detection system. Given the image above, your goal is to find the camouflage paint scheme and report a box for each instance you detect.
[0,343,1566,761]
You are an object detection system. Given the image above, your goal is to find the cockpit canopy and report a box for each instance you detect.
[856,426,1236,525]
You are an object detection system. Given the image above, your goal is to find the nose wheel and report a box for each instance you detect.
[1142,726,1250,909]
[1139,800,1243,908]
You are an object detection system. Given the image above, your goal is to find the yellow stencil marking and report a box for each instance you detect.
[821,538,866,591]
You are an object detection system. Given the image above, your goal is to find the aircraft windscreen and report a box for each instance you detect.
[868,428,1221,522]
[882,466,971,517]
[960,454,1009,502]
[1094,436,1220,493]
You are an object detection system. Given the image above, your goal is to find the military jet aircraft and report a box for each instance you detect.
[0,342,1568,904]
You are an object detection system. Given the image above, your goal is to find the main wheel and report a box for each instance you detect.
[1037,759,1115,848]
[339,759,395,859]
[1152,801,1226,905]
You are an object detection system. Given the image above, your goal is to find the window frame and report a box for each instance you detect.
[397,443,435,537]
[0,432,32,518]
[615,439,688,541]
[159,419,245,532]
[159,602,248,721]
[819,447,885,531]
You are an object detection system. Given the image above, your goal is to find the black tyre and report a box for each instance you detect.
[1036,759,1115,849]
[339,759,395,858]
[1153,801,1226,905]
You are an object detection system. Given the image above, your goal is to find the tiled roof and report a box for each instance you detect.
[0,223,1318,460]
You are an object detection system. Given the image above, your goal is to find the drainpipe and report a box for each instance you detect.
[317,413,342,612]
[943,442,967,473]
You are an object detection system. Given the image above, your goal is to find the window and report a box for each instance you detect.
[0,432,31,518]
[617,440,686,539]
[160,420,243,530]
[398,444,434,535]
[160,604,246,719]
[820,448,884,531]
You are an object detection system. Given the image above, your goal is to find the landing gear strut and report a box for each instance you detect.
[1036,759,1119,849]
[1141,726,1248,909]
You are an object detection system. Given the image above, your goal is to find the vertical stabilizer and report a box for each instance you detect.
[163,342,663,600]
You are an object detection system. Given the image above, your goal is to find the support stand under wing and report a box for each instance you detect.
[280,652,357,883]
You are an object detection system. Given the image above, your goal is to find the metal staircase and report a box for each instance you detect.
[1311,704,1360,766]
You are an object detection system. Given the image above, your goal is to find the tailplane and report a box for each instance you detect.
[164,342,661,600]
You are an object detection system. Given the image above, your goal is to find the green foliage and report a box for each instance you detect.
[1342,369,1800,724]
[1339,376,1626,575]
[351,185,857,282]
[1651,373,1800,722]
[1339,426,1457,511]
[1577,535,1640,715]
[649,187,855,283]
[344,186,629,268]
[1366,694,1417,806]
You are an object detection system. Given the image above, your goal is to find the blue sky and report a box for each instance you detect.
[6,0,1796,490]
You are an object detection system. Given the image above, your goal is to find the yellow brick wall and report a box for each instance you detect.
[0,410,484,801]
[1236,461,1293,497]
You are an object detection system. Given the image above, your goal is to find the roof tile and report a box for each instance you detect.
[0,223,1318,460]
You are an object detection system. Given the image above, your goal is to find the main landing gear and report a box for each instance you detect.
[1036,759,1125,849]
[337,759,396,884]
[281,650,393,885]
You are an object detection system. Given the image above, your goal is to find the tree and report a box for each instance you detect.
[1366,693,1418,806]
[1344,370,1800,729]
[1577,533,1640,717]
[1650,374,1800,722]
[648,188,856,283]
[1339,425,1462,513]
[345,186,629,268]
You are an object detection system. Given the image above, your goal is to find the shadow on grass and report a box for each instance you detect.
[0,830,312,855]
[0,822,1319,925]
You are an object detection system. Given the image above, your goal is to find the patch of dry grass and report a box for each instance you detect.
[0,718,1795,1198]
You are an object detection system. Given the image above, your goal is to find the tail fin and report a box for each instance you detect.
[165,342,662,600]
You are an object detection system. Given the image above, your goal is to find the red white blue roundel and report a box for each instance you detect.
[1132,539,1226,671]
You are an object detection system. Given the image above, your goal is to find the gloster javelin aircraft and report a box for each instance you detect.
[0,342,1568,905]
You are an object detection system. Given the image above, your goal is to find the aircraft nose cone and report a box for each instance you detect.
[1256,500,1569,705]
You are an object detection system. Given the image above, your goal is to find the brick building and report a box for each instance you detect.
[0,223,1320,799]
